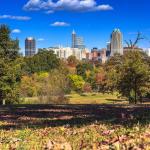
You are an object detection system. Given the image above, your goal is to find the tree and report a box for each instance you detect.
[118,51,150,103]
[95,67,106,93]
[76,62,94,80]
[68,74,85,92]
[67,55,79,67]
[23,49,60,74]
[104,54,123,93]
[20,69,70,104]
[0,24,19,60]
[105,51,150,103]
[125,32,144,49]
[38,70,70,104]
[83,83,92,93]
[0,24,21,104]
[20,74,39,97]
[86,70,96,90]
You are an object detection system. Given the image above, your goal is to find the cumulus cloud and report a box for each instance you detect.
[51,21,70,27]
[23,0,113,12]
[96,5,113,11]
[12,29,21,33]
[0,15,31,21]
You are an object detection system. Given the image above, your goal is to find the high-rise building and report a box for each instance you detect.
[107,42,111,52]
[75,36,85,49]
[72,30,85,49]
[110,29,123,56]
[72,30,76,48]
[106,42,111,57]
[25,37,36,56]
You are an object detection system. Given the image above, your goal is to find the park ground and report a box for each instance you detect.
[22,93,127,105]
[22,93,150,105]
[1,94,150,149]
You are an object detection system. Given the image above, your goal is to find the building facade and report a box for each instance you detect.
[72,30,76,48]
[48,46,89,60]
[106,42,111,57]
[86,48,107,64]
[147,48,150,56]
[144,48,150,56]
[110,29,123,56]
[72,30,85,49]
[46,46,108,63]
[25,37,36,56]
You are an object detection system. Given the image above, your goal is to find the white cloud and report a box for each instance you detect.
[0,15,31,21]
[37,38,45,41]
[45,10,54,14]
[96,5,113,11]
[12,29,21,33]
[24,0,113,12]
[51,21,70,27]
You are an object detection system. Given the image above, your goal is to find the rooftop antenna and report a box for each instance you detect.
[72,29,76,34]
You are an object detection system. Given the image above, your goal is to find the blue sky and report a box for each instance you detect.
[0,0,150,54]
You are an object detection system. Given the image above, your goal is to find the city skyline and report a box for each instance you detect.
[1,0,150,54]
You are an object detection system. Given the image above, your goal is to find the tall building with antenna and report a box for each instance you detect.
[72,30,85,49]
[72,30,76,48]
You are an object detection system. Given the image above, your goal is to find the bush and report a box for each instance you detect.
[83,83,92,93]
[68,74,85,92]
[38,69,70,104]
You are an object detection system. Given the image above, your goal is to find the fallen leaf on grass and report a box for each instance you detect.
[44,138,72,150]
[102,130,115,136]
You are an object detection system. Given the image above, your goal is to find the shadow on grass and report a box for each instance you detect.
[1,104,150,130]
[106,99,127,103]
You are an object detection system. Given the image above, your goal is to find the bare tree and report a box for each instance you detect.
[125,32,144,49]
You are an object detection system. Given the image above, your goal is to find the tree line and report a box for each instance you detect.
[0,24,150,105]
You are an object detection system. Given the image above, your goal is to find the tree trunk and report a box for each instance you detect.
[135,91,137,104]
[134,78,137,104]
[0,92,5,105]
[2,99,5,105]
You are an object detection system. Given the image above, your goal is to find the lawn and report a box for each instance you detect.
[69,93,126,104]
[22,93,127,104]
[1,104,150,149]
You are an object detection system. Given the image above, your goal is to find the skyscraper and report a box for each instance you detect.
[25,37,36,56]
[106,42,111,57]
[72,30,85,49]
[110,29,123,56]
[72,30,76,48]
[75,36,85,49]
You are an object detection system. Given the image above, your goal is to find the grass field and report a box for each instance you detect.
[69,93,126,104]
[22,93,127,104]
[1,104,150,149]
